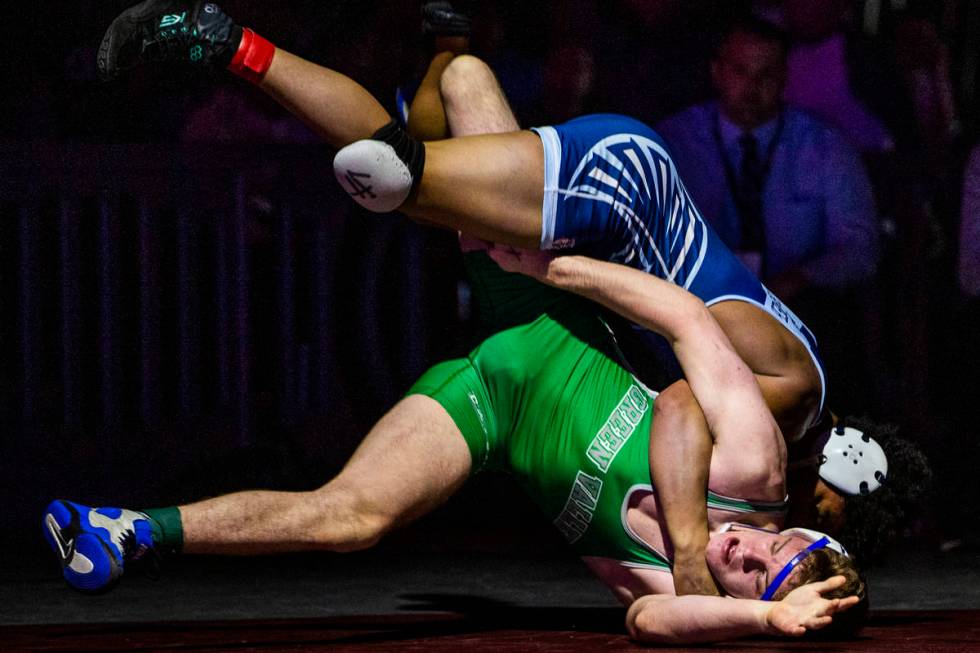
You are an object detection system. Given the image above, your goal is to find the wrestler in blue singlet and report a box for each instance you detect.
[531,114,826,413]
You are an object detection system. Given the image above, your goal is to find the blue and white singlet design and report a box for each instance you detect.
[532,114,826,413]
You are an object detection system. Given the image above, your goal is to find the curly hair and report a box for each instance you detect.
[837,416,934,564]
[781,547,869,639]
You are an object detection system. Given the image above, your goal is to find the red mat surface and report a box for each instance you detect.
[4,610,979,652]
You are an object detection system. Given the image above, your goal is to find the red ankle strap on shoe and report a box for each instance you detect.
[228,28,275,84]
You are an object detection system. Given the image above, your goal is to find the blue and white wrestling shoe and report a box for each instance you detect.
[42,500,155,592]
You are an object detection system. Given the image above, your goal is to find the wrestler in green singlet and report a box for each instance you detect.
[410,252,785,570]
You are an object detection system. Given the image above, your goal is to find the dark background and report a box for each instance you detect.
[1,0,979,560]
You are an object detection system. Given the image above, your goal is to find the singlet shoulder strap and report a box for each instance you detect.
[707,490,789,514]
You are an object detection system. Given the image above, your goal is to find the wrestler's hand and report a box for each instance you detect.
[486,244,556,280]
[765,575,860,637]
[671,552,720,596]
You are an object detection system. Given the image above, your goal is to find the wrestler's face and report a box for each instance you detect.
[705,526,810,599]
[711,31,786,130]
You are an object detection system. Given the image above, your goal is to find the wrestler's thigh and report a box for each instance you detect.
[408,131,544,247]
[325,394,472,528]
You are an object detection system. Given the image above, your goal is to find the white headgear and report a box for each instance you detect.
[819,426,888,496]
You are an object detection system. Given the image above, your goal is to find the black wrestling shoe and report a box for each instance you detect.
[421,1,472,37]
[98,0,243,81]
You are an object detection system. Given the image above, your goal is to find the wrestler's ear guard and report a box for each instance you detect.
[333,121,425,213]
[818,426,888,496]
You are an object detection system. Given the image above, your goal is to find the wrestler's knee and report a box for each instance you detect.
[441,55,519,135]
[440,54,496,101]
[333,121,425,213]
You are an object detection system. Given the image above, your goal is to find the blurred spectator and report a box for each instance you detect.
[657,15,880,412]
[658,16,878,300]
[780,0,916,156]
[959,145,980,298]
[782,0,891,153]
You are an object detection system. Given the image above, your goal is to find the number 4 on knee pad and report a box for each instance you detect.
[333,121,425,213]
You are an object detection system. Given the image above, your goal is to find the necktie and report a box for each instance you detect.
[736,132,767,258]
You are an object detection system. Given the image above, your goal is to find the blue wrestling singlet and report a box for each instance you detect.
[531,114,826,413]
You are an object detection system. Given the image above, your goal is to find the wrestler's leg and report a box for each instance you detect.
[257,48,392,147]
[441,54,521,136]
[270,40,511,146]
[180,395,471,555]
[388,131,542,246]
[98,3,545,246]
[408,50,457,141]
[409,29,518,140]
[398,52,539,244]
[257,49,542,247]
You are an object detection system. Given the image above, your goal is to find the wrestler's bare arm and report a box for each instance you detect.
[646,381,718,596]
[710,303,822,443]
[626,576,859,644]
[491,251,787,499]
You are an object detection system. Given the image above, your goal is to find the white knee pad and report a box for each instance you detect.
[333,139,413,213]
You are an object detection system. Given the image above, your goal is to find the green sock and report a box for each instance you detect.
[140,506,184,553]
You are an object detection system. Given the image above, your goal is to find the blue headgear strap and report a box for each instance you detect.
[760,536,831,601]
